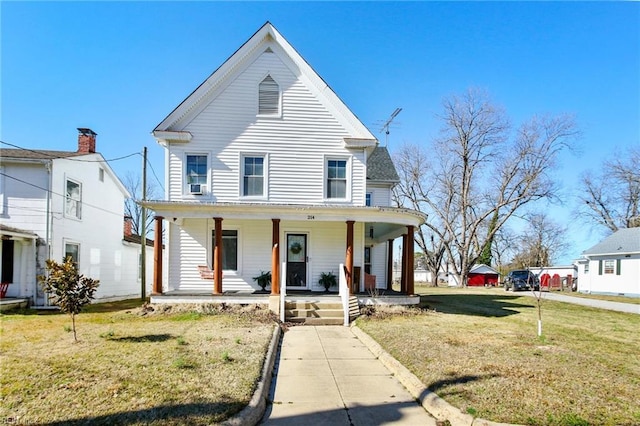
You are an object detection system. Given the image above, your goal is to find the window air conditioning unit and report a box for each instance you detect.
[189,184,203,195]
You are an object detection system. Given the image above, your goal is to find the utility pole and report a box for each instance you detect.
[140,147,147,300]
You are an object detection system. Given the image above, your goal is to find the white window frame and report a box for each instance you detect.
[64,241,80,268]
[64,178,82,220]
[208,226,242,275]
[184,153,209,196]
[324,155,351,202]
[603,259,615,274]
[257,73,282,117]
[240,153,268,200]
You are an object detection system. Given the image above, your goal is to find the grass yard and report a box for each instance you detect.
[0,301,276,425]
[357,286,640,426]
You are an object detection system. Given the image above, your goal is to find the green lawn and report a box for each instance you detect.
[357,286,640,426]
[1,301,275,425]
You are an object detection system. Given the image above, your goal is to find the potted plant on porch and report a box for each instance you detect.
[318,271,337,293]
[252,270,271,292]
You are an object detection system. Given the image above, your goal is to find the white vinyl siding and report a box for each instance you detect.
[168,219,365,293]
[170,50,366,205]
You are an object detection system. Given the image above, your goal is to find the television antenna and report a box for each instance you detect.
[379,107,402,147]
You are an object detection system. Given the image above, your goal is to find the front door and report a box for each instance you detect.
[286,234,307,288]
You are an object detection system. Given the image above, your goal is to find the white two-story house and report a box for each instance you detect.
[144,22,425,300]
[0,129,153,305]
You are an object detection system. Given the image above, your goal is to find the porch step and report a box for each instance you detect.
[284,297,345,325]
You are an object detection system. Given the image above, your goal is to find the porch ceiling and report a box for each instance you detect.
[140,200,426,229]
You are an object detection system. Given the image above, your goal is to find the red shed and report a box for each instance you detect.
[467,264,500,287]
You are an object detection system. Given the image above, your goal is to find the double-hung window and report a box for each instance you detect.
[186,154,207,194]
[326,159,347,199]
[65,179,82,219]
[212,230,238,271]
[64,242,80,268]
[258,75,280,116]
[243,156,265,197]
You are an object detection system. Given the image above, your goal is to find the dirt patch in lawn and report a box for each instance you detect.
[357,287,640,426]
[1,301,276,425]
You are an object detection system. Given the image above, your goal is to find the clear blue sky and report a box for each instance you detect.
[2,1,638,264]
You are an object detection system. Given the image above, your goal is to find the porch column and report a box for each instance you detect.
[407,225,415,295]
[271,219,280,295]
[400,234,408,294]
[345,220,355,294]
[387,239,394,290]
[152,216,163,295]
[213,217,223,295]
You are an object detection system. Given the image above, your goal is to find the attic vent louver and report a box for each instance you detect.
[259,75,280,115]
[264,47,274,53]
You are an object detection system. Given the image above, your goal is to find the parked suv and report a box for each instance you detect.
[504,270,539,292]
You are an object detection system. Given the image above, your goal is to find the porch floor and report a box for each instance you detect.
[150,289,419,306]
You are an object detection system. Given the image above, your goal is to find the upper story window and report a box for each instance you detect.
[258,75,280,116]
[242,155,265,197]
[326,159,347,199]
[584,263,589,274]
[366,193,372,207]
[99,168,104,182]
[186,154,208,195]
[65,179,82,219]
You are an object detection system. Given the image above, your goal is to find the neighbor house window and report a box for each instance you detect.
[242,156,265,197]
[366,193,372,207]
[258,75,280,115]
[326,159,347,199]
[603,259,615,274]
[64,242,79,268]
[212,230,238,271]
[584,263,589,274]
[99,168,104,182]
[65,179,82,219]
[186,154,207,193]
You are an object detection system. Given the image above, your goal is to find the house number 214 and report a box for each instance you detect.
[307,215,315,220]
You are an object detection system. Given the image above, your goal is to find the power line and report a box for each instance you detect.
[145,156,165,192]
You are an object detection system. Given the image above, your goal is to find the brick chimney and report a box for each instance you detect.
[124,216,133,237]
[77,128,97,153]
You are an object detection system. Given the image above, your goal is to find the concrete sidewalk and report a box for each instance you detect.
[261,326,437,425]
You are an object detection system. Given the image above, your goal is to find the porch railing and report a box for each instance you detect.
[339,263,349,326]
[279,261,287,323]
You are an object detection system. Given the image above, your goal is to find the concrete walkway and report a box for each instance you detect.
[261,326,438,425]
[520,291,640,314]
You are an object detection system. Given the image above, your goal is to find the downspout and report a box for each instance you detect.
[44,159,53,306]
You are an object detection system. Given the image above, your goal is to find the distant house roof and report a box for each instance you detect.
[469,264,499,275]
[0,224,39,239]
[366,146,400,182]
[123,234,155,248]
[0,148,86,160]
[582,227,640,256]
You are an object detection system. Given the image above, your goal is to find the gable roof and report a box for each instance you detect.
[153,22,376,143]
[0,148,86,160]
[367,146,400,182]
[582,227,640,256]
[469,264,499,275]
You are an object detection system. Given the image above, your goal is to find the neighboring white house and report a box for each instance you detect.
[0,129,153,305]
[143,22,425,297]
[576,227,640,297]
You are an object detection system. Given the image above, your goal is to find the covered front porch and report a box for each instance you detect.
[142,202,425,315]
